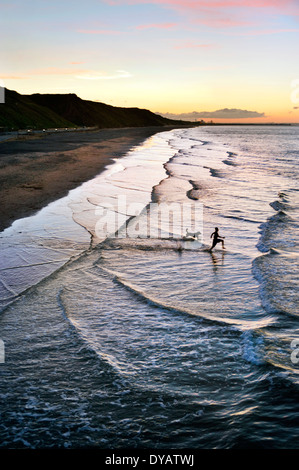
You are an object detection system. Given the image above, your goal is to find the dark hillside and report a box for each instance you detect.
[28,92,178,128]
[0,89,76,130]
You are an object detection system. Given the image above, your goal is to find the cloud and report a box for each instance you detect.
[174,42,215,49]
[32,67,83,76]
[1,68,82,79]
[2,68,132,81]
[104,0,299,28]
[78,29,124,35]
[0,75,27,80]
[160,108,265,120]
[225,28,299,36]
[106,0,288,5]
[136,22,177,30]
[106,0,297,11]
[195,17,251,27]
[75,70,132,80]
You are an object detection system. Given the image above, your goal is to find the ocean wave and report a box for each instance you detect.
[270,200,290,212]
[252,250,299,318]
[186,179,208,201]
[102,236,205,252]
[111,271,276,331]
[253,192,299,321]
[256,192,298,254]
[222,159,239,166]
[222,214,262,224]
[204,167,228,178]
[241,331,265,366]
[227,151,238,157]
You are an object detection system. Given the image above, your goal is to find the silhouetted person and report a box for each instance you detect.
[209,227,225,251]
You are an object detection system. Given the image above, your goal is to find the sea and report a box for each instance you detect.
[0,124,298,449]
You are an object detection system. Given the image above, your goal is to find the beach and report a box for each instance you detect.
[0,126,174,232]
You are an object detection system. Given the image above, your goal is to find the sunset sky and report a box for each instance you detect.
[1,0,299,122]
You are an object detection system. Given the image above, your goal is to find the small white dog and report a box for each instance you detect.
[185,228,201,240]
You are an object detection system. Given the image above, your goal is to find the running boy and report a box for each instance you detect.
[209,227,225,251]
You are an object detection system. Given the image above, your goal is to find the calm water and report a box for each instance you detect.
[0,125,298,449]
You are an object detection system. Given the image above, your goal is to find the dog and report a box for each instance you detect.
[185,228,201,240]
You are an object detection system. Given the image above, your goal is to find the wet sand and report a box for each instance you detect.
[0,126,177,232]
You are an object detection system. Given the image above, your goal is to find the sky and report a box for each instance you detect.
[1,0,299,123]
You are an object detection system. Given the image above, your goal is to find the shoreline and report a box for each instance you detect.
[0,126,182,232]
